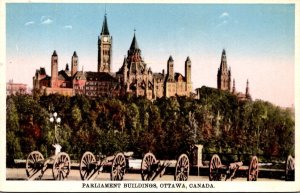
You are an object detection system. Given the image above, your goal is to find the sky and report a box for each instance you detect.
[5,3,295,107]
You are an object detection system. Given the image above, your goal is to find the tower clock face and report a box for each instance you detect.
[103,37,108,42]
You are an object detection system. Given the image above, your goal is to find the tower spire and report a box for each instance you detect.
[130,29,139,50]
[217,49,231,91]
[232,78,236,94]
[101,14,110,35]
[220,49,227,71]
[246,79,250,96]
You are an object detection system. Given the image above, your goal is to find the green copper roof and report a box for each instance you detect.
[130,33,139,50]
[101,14,110,35]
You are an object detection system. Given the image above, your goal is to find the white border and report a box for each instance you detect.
[0,0,299,192]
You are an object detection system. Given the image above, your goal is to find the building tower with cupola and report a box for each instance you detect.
[217,49,231,91]
[98,14,112,72]
[71,51,78,76]
[167,56,175,81]
[51,50,58,88]
[185,56,192,93]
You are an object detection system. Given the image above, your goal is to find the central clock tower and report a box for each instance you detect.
[98,14,112,73]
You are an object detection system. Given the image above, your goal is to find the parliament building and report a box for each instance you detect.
[33,14,193,100]
[33,14,251,101]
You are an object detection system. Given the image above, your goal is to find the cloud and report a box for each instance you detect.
[40,16,53,24]
[64,25,73,30]
[214,12,234,28]
[24,21,35,26]
[41,18,53,24]
[219,12,229,18]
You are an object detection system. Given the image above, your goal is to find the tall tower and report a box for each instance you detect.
[167,56,174,81]
[232,78,236,94]
[246,79,251,99]
[51,50,58,88]
[71,51,78,76]
[185,56,191,83]
[98,14,112,73]
[217,49,231,91]
[185,56,192,95]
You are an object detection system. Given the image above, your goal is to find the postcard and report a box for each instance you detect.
[0,0,299,192]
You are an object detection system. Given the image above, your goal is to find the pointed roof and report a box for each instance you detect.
[101,14,110,35]
[219,49,228,72]
[222,49,226,55]
[52,50,57,57]
[186,56,191,62]
[168,55,174,62]
[73,51,77,57]
[130,32,139,50]
[65,63,69,71]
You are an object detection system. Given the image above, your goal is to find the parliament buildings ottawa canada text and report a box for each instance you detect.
[33,14,251,101]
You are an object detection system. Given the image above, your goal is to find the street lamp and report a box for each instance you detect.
[50,112,61,144]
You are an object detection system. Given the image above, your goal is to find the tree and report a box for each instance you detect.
[6,97,22,166]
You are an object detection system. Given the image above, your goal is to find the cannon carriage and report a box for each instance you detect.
[207,153,295,181]
[25,150,71,180]
[25,111,71,181]
[79,151,133,181]
[208,154,258,181]
[140,152,190,181]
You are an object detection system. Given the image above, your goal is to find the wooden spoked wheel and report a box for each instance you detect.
[26,151,44,179]
[247,156,259,181]
[80,151,97,180]
[111,153,126,181]
[285,155,295,181]
[52,152,71,180]
[141,152,157,181]
[209,154,222,181]
[174,154,190,181]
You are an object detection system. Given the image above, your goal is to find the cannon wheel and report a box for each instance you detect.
[111,153,126,181]
[209,154,222,181]
[141,152,157,181]
[174,154,190,181]
[52,152,71,180]
[26,151,44,179]
[80,151,96,180]
[247,156,258,181]
[285,155,295,181]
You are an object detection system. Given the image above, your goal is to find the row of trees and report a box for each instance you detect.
[6,87,294,166]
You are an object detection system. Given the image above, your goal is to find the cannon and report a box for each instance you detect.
[25,111,71,180]
[25,149,71,180]
[209,154,258,181]
[79,151,133,181]
[140,152,190,181]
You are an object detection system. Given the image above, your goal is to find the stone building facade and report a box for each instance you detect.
[33,14,193,100]
[6,80,28,95]
[115,32,193,100]
[216,49,251,101]
[217,49,231,91]
[33,51,84,96]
